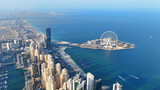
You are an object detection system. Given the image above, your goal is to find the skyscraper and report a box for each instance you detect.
[60,68,69,87]
[34,45,40,62]
[30,42,35,60]
[40,54,44,62]
[44,54,48,63]
[94,78,102,90]
[67,79,73,90]
[55,73,61,89]
[48,60,55,76]
[87,72,94,90]
[77,80,87,90]
[24,71,33,90]
[21,54,27,67]
[46,75,56,90]
[25,80,33,90]
[41,63,47,88]
[113,82,122,90]
[30,64,36,85]
[56,63,61,75]
[45,28,51,50]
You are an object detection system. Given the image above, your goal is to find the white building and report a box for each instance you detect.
[87,72,94,90]
[113,82,122,90]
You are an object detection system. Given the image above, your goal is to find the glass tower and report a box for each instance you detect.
[45,28,51,50]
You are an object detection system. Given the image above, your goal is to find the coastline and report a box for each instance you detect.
[58,46,86,75]
[25,19,60,42]
[25,19,86,75]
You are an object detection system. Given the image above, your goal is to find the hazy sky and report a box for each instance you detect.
[0,0,160,11]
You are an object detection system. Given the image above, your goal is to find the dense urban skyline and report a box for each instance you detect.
[0,0,160,89]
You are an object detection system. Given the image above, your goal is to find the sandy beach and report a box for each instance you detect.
[58,46,86,75]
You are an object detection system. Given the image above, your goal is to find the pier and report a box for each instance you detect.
[3,62,16,66]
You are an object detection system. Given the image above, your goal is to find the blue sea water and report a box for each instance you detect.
[6,55,26,90]
[24,10,160,90]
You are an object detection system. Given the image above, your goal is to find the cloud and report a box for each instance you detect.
[49,12,64,16]
[24,12,45,15]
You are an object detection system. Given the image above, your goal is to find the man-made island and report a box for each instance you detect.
[79,31,134,50]
[55,31,135,50]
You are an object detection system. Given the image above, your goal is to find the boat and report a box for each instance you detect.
[118,76,126,81]
[130,75,140,79]
[150,36,152,38]
[4,80,7,84]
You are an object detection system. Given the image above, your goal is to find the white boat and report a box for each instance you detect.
[118,75,126,81]
[4,80,7,84]
[130,75,140,79]
[150,36,152,38]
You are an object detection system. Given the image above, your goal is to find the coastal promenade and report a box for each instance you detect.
[58,46,86,75]
[53,41,78,46]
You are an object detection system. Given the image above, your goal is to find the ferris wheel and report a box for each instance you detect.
[100,31,118,47]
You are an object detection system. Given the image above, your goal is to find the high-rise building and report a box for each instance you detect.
[63,82,67,90]
[16,54,22,67]
[113,82,122,90]
[44,68,50,88]
[16,53,28,68]
[81,80,87,90]
[60,68,69,87]
[0,52,3,60]
[41,63,46,88]
[56,63,61,75]
[30,42,35,60]
[55,73,61,89]
[6,43,10,50]
[40,54,44,62]
[94,78,102,90]
[37,42,41,50]
[48,60,55,76]
[77,80,87,90]
[21,54,27,67]
[55,63,61,88]
[47,54,53,61]
[101,86,110,90]
[18,40,23,47]
[25,40,31,47]
[45,28,51,50]
[44,54,48,63]
[33,56,38,75]
[37,62,42,76]
[0,43,2,52]
[73,78,81,90]
[87,72,94,90]
[46,75,56,90]
[67,79,73,90]
[24,71,33,90]
[25,80,33,90]
[34,45,40,62]
[30,64,36,85]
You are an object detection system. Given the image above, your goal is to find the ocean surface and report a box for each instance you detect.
[24,10,160,90]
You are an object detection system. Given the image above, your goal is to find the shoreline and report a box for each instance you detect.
[25,19,86,75]
[25,19,60,42]
[58,46,86,76]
